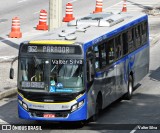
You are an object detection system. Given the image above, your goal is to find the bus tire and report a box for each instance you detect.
[91,95,102,122]
[79,120,87,126]
[92,102,99,122]
[125,75,133,100]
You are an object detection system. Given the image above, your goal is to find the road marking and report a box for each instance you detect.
[23,31,48,37]
[105,1,123,10]
[34,11,40,14]
[0,22,6,24]
[130,125,139,133]
[0,119,8,124]
[17,0,27,3]
[69,0,78,3]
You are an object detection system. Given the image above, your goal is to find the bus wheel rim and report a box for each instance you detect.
[129,81,132,94]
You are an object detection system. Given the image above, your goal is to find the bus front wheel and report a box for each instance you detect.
[91,95,102,122]
[91,102,99,122]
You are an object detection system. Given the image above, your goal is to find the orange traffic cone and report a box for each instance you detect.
[63,3,75,22]
[93,0,103,13]
[36,9,48,30]
[122,0,127,12]
[9,17,22,38]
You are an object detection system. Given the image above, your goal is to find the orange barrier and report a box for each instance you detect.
[93,0,103,13]
[63,3,75,22]
[122,0,127,12]
[36,9,48,30]
[9,17,22,38]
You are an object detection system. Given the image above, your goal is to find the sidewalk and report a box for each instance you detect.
[1,1,160,100]
[0,60,17,100]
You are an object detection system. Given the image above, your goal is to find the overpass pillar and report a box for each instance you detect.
[49,0,62,30]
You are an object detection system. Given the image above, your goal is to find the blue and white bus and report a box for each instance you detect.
[10,12,149,122]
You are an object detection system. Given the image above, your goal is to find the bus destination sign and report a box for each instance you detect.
[27,45,77,54]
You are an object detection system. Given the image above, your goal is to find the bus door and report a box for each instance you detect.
[115,35,125,98]
[86,48,95,89]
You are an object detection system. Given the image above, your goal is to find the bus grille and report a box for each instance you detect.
[29,109,70,118]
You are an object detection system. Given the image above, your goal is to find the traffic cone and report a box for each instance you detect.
[63,3,75,22]
[122,0,127,12]
[9,17,22,38]
[36,9,48,30]
[93,0,103,13]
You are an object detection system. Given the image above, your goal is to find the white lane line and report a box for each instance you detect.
[23,31,48,37]
[0,119,9,124]
[69,0,78,3]
[102,1,123,12]
[0,22,6,24]
[130,125,139,133]
[17,0,27,3]
[34,11,40,14]
[105,1,123,9]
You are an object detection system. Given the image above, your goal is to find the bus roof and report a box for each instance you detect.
[30,12,147,46]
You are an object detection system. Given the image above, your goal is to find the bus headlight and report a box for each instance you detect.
[22,102,28,111]
[71,104,78,112]
[18,99,22,105]
[18,99,28,111]
[71,100,84,112]
[78,100,84,108]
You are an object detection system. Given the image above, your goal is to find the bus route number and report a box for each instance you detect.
[28,46,37,52]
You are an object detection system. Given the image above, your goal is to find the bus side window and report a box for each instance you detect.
[106,39,115,64]
[87,59,94,83]
[21,60,28,81]
[135,25,141,47]
[99,43,107,68]
[127,29,134,52]
[115,35,122,59]
[94,46,100,70]
[122,32,128,55]
[141,21,148,44]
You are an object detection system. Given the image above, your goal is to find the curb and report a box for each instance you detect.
[0,88,17,100]
[0,56,17,63]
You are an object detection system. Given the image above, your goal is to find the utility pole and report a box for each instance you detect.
[49,0,62,31]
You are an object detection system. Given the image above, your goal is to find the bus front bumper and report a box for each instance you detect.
[18,102,87,121]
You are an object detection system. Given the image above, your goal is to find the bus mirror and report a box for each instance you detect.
[10,68,14,79]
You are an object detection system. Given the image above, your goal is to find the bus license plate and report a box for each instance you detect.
[43,114,55,118]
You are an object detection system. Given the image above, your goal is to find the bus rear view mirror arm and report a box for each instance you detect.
[9,56,18,79]
[10,68,14,79]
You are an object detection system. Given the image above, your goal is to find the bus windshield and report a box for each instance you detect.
[50,59,83,93]
[19,57,84,93]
